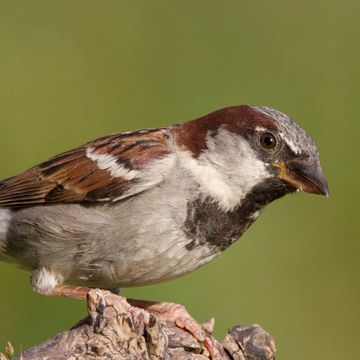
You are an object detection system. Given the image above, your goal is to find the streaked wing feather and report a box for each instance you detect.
[0,128,173,208]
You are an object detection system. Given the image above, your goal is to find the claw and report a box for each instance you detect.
[127,298,221,358]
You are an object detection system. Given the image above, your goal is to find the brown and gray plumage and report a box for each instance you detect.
[0,105,329,296]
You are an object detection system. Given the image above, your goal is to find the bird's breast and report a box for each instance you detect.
[182,178,295,253]
[183,197,259,252]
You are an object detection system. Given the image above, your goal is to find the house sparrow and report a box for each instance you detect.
[0,105,328,353]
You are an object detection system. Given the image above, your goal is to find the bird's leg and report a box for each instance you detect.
[47,285,122,298]
[127,298,221,358]
[47,285,91,299]
[31,268,91,299]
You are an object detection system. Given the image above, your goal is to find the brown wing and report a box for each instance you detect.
[0,128,173,208]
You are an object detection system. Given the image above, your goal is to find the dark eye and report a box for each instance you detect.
[259,132,277,150]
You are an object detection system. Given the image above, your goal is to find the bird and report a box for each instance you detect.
[0,105,328,354]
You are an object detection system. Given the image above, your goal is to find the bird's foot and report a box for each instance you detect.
[41,286,221,358]
[88,289,151,329]
[127,298,222,359]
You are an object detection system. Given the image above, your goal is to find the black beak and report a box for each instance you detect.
[273,159,330,196]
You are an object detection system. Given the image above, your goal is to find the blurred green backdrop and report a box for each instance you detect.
[0,1,359,359]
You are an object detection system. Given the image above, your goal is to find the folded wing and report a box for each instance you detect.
[0,128,174,208]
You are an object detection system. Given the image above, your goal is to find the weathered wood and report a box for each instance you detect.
[9,289,275,360]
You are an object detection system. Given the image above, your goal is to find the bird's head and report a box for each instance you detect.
[176,105,329,212]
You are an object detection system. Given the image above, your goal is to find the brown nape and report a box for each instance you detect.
[175,105,277,157]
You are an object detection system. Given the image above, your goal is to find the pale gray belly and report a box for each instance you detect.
[3,185,220,288]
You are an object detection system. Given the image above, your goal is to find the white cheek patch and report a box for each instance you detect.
[178,153,236,210]
[86,148,140,180]
[178,129,271,211]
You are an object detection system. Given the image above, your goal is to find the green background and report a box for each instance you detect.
[0,1,359,359]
